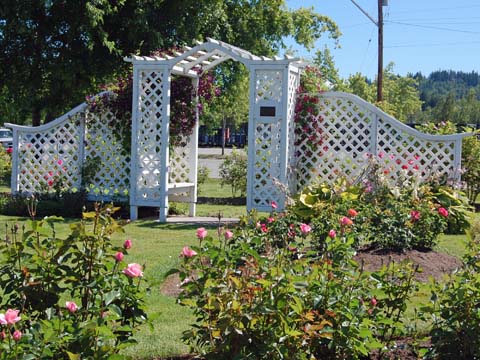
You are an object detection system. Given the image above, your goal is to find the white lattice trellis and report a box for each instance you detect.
[293,92,469,189]
[14,111,83,194]
[84,110,130,199]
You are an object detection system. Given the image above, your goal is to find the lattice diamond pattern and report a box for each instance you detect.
[377,116,456,179]
[293,94,460,189]
[135,70,165,202]
[255,70,283,103]
[17,113,83,194]
[287,70,300,193]
[84,110,130,198]
[170,135,192,184]
[252,123,282,206]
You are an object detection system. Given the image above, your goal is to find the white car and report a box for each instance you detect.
[0,128,13,149]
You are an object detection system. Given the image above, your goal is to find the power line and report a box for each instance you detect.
[386,40,480,48]
[386,20,480,35]
[391,4,480,15]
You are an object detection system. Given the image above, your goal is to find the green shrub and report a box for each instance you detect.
[0,205,148,358]
[0,192,87,218]
[175,214,418,359]
[197,165,210,195]
[292,157,459,251]
[421,237,480,359]
[219,148,247,197]
[0,146,11,186]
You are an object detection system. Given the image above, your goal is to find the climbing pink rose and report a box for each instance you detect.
[181,246,197,258]
[6,147,12,154]
[438,207,449,217]
[115,251,124,262]
[12,330,22,341]
[267,217,275,223]
[123,239,132,249]
[328,229,337,239]
[371,297,378,307]
[123,263,143,278]
[65,301,78,313]
[271,201,278,209]
[57,159,63,166]
[340,217,353,226]
[224,230,233,240]
[300,223,312,235]
[196,227,207,240]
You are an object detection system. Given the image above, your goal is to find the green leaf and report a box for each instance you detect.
[67,352,81,360]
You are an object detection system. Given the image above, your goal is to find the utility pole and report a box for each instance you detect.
[350,0,388,102]
[377,0,384,102]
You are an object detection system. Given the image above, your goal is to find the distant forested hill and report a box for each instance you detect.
[413,70,480,110]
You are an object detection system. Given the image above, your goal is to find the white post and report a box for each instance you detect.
[129,67,140,220]
[188,77,200,217]
[9,128,19,194]
[278,65,290,209]
[246,66,256,212]
[158,70,171,222]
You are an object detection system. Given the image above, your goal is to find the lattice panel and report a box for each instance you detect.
[134,70,165,202]
[294,93,461,190]
[255,70,283,103]
[251,122,282,207]
[169,135,192,184]
[377,116,456,179]
[17,113,83,194]
[295,97,375,188]
[84,110,130,198]
[287,70,300,194]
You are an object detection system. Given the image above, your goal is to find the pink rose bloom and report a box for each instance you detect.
[123,239,132,249]
[267,217,275,223]
[2,309,21,325]
[347,208,358,217]
[260,223,268,233]
[271,201,278,209]
[181,246,197,258]
[371,297,378,307]
[57,159,63,166]
[65,301,78,313]
[123,263,143,278]
[438,207,449,217]
[12,330,22,341]
[196,227,207,240]
[402,165,409,170]
[328,229,337,239]
[410,210,421,222]
[6,147,12,154]
[340,217,353,226]
[224,230,233,240]
[378,151,385,159]
[408,159,415,165]
[300,223,312,235]
[115,251,124,262]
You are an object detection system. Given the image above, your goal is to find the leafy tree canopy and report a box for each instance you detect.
[0,0,340,125]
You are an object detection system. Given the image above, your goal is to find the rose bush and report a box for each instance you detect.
[0,204,147,358]
[174,221,418,359]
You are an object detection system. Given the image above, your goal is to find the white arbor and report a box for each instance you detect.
[125,38,303,221]
[5,40,470,222]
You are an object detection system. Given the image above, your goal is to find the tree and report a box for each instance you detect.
[0,1,340,125]
[313,45,341,87]
[340,63,422,123]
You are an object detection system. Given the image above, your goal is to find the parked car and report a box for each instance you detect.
[0,128,13,149]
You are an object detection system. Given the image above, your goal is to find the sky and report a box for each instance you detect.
[284,0,480,80]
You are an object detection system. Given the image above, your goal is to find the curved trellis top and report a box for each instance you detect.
[124,38,306,77]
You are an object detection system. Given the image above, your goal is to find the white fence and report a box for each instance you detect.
[6,91,469,214]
